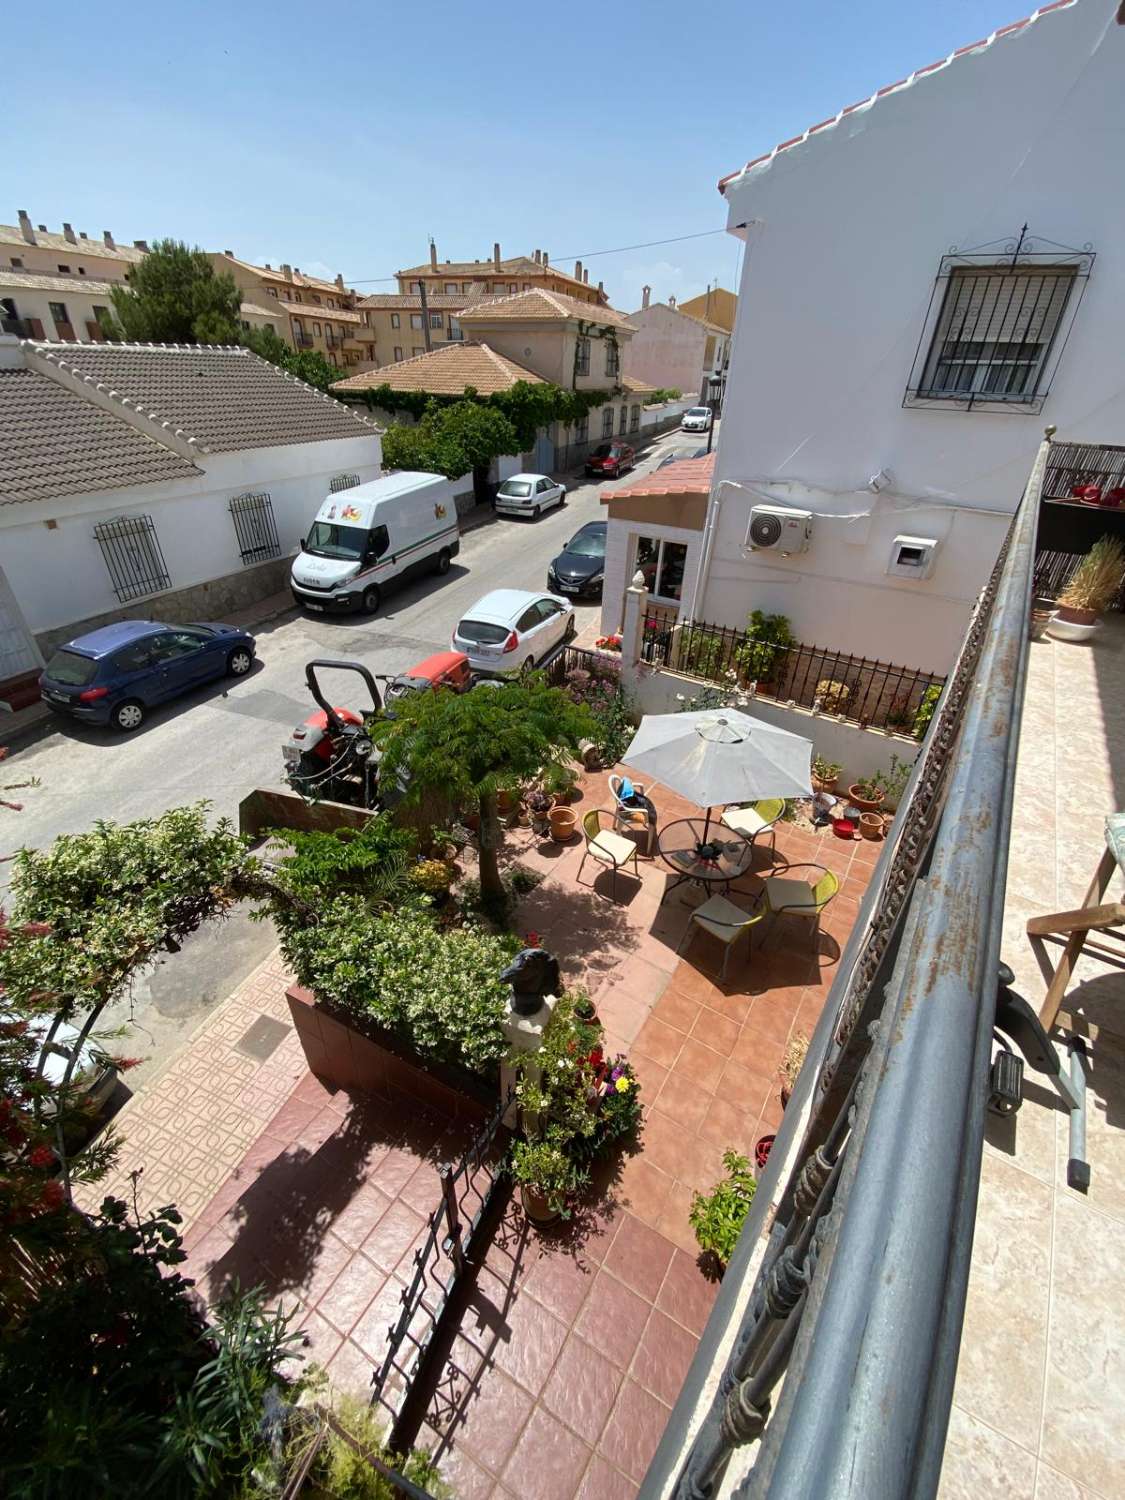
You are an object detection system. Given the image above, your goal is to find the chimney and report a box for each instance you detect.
[134,240,149,251]
[335,273,345,290]
[264,263,272,270]
[533,249,540,265]
[705,282,712,317]
[62,222,77,244]
[597,280,604,296]
[224,248,233,256]
[574,259,582,281]
[669,294,677,308]
[583,269,589,284]
[79,231,88,240]
[429,240,438,270]
[104,230,116,249]
[38,224,46,232]
[493,242,501,270]
[542,250,549,266]
[17,210,35,245]
[642,285,651,310]
[294,266,300,275]
[281,264,293,280]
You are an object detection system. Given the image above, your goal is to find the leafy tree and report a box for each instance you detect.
[370,679,594,903]
[382,398,519,503]
[283,348,347,393]
[105,239,242,345]
[240,323,291,366]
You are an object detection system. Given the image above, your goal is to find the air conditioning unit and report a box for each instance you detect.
[746,505,813,555]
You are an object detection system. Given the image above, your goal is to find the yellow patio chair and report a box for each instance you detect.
[578,808,642,900]
[763,865,839,945]
[720,797,785,862]
[677,893,766,981]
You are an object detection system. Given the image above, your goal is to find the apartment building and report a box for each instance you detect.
[357,291,477,367]
[396,241,608,306]
[0,211,148,343]
[209,253,376,369]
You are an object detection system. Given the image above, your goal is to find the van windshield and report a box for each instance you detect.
[306,522,367,561]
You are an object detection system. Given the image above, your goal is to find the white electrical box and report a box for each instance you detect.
[746,505,813,555]
[888,534,938,579]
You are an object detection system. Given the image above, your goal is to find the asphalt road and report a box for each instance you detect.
[2,423,712,1086]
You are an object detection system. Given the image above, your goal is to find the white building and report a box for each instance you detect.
[623,291,729,402]
[689,0,1125,674]
[0,338,381,703]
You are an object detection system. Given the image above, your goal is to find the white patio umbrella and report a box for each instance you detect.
[621,709,813,838]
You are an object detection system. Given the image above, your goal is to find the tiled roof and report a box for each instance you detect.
[24,342,379,454]
[620,374,657,394]
[360,292,476,311]
[285,303,365,325]
[602,452,715,502]
[458,288,636,330]
[331,342,544,397]
[398,255,606,300]
[0,369,201,506]
[239,300,285,320]
[0,224,146,263]
[0,268,118,295]
[719,0,1076,192]
[219,253,349,297]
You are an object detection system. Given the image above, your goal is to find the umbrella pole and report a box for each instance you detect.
[702,806,712,842]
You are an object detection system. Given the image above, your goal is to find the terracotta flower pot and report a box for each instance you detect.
[497,789,515,816]
[847,784,885,813]
[521,1183,562,1228]
[811,774,839,794]
[1055,604,1097,626]
[858,812,884,841]
[549,806,578,842]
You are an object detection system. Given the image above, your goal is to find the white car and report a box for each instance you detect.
[493,472,567,519]
[452,589,576,676]
[681,406,713,433]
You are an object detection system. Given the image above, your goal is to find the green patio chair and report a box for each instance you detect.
[677,893,767,981]
[720,796,785,862]
[763,865,839,946]
[578,808,641,900]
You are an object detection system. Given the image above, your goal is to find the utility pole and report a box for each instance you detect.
[419,279,433,353]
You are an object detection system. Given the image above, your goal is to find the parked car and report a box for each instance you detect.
[494,472,566,519]
[39,620,256,733]
[584,441,635,479]
[547,521,607,598]
[681,406,713,433]
[452,589,576,677]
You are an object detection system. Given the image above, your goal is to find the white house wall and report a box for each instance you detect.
[703,0,1125,669]
[0,433,381,638]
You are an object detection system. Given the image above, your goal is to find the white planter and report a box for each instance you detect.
[1046,616,1100,644]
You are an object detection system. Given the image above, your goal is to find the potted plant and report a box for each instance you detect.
[688,1149,758,1275]
[542,762,579,806]
[847,771,886,813]
[428,824,460,866]
[814,678,850,715]
[549,803,578,842]
[572,991,600,1028]
[811,755,842,793]
[779,1031,810,1108]
[511,1134,587,1227]
[879,753,911,812]
[1048,536,1125,642]
[528,790,552,837]
[858,811,884,841]
[408,858,453,905]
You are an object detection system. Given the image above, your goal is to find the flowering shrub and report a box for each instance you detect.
[564,671,634,767]
[408,859,453,895]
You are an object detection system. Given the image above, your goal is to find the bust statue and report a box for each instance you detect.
[500,947,561,1017]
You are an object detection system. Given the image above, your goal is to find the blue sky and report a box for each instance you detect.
[6,0,1039,309]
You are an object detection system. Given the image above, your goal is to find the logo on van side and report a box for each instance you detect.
[339,504,363,522]
[434,503,447,519]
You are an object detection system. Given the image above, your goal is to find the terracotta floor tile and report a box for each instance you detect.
[673,1037,726,1092]
[616,1155,674,1226]
[697,1095,759,1155]
[595,991,651,1046]
[320,1251,383,1337]
[487,1288,569,1398]
[575,1453,639,1500]
[654,1179,703,1257]
[633,1307,700,1406]
[633,1017,686,1070]
[574,1271,653,1366]
[363,1199,428,1276]
[629,1052,669,1103]
[653,1071,710,1134]
[302,1230,356,1303]
[431,1441,495,1500]
[689,1008,741,1057]
[349,1273,406,1363]
[598,1378,671,1484]
[746,994,800,1049]
[448,1366,535,1476]
[651,988,703,1035]
[699,987,754,1025]
[542,1334,624,1446]
[668,962,725,1007]
[603,1213,676,1303]
[677,1135,729,1194]
[295,1305,343,1371]
[729,1026,785,1081]
[263,1095,321,1144]
[327,1183,393,1252]
[634,1108,695,1180]
[501,1406,592,1500]
[325,1335,376,1399]
[656,1248,719,1337]
[523,1247,598,1323]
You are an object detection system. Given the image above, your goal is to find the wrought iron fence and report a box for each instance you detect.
[545,644,623,687]
[229,491,281,565]
[371,1091,511,1450]
[642,433,1046,1500]
[643,609,945,736]
[93,514,171,603]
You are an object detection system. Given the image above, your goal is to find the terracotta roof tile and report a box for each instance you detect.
[718,1,1077,192]
[397,255,606,301]
[359,291,480,311]
[331,341,544,398]
[0,225,145,263]
[285,303,364,325]
[0,369,200,506]
[219,253,350,297]
[458,287,636,330]
[0,268,118,295]
[24,341,378,454]
[601,452,715,503]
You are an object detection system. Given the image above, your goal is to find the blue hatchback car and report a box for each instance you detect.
[39,620,257,732]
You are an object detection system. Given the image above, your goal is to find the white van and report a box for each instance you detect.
[290,471,460,614]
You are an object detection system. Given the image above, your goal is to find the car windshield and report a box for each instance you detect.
[565,529,606,558]
[592,443,614,458]
[687,407,710,417]
[456,619,510,645]
[44,648,98,686]
[499,481,533,497]
[306,521,367,560]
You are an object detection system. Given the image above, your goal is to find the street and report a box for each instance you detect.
[1,423,710,1081]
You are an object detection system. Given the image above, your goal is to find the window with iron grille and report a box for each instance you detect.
[575,337,591,377]
[602,406,615,437]
[630,404,640,432]
[229,492,281,565]
[94,515,171,603]
[904,234,1093,413]
[605,342,619,377]
[329,473,360,494]
[576,413,589,443]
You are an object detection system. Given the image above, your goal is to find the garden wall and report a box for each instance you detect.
[287,984,493,1123]
[629,664,916,789]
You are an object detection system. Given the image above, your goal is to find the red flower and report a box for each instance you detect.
[39,1179,65,1211]
[4,1124,25,1148]
[27,1144,55,1169]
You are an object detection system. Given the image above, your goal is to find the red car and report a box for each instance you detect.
[585,441,635,479]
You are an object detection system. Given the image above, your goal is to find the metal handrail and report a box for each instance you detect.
[642,434,1047,1500]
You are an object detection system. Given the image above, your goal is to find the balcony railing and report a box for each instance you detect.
[292,331,314,348]
[642,435,1045,1500]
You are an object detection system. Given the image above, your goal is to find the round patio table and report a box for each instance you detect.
[657,817,755,899]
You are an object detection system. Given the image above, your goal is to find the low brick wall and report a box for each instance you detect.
[286,983,493,1123]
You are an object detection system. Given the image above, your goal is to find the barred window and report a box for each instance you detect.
[229,492,281,565]
[602,406,615,437]
[630,404,640,432]
[605,341,619,377]
[329,473,360,493]
[94,515,171,603]
[575,337,591,377]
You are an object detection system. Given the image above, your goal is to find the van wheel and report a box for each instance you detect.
[113,700,145,733]
[361,584,381,614]
[434,548,451,575]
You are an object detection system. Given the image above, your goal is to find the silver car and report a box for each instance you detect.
[452,588,576,676]
[494,472,567,519]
